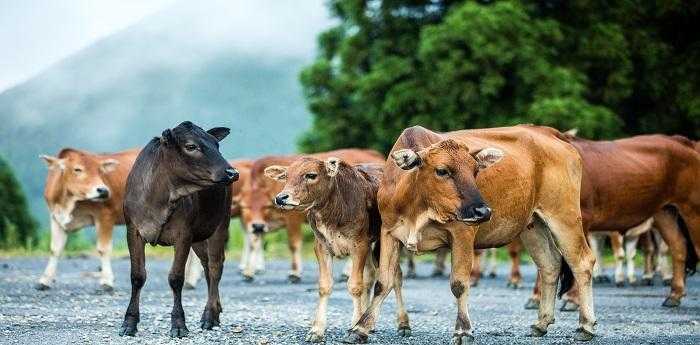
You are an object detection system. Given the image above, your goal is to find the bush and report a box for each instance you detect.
[0,156,38,249]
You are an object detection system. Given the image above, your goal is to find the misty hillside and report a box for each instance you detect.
[0,0,329,223]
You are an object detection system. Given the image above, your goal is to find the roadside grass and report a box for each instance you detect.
[1,219,631,266]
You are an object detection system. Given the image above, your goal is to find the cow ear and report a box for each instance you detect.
[325,157,341,177]
[100,159,119,173]
[264,165,287,181]
[391,149,421,170]
[207,127,230,142]
[160,129,174,146]
[564,128,578,137]
[472,147,504,170]
[40,155,64,170]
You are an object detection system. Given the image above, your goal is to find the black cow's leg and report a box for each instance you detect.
[200,225,228,329]
[169,240,192,338]
[119,227,146,336]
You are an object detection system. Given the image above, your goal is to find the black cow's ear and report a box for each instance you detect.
[160,129,173,146]
[207,127,230,142]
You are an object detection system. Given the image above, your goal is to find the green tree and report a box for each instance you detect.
[300,0,699,153]
[0,156,38,248]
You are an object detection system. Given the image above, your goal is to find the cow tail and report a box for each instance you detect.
[558,258,575,298]
[678,214,698,275]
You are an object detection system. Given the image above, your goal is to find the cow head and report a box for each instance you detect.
[41,150,119,202]
[391,139,504,225]
[265,157,344,211]
[238,169,282,236]
[159,121,238,188]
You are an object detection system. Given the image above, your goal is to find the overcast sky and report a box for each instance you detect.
[0,0,332,92]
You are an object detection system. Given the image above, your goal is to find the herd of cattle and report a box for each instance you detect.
[35,121,699,344]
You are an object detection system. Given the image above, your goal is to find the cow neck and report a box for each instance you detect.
[311,167,367,230]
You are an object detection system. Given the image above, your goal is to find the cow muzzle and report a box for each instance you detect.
[273,192,299,210]
[87,186,110,201]
[250,223,267,235]
[457,203,492,225]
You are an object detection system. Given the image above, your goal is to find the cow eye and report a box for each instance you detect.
[305,173,318,180]
[184,144,198,152]
[435,168,450,177]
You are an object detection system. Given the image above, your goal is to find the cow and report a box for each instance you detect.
[118,121,238,338]
[184,159,253,289]
[237,149,384,283]
[526,132,700,311]
[265,157,392,342]
[343,125,597,344]
[37,147,139,291]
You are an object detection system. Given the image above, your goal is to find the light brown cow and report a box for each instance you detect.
[344,125,596,344]
[237,149,384,282]
[265,158,388,342]
[37,148,139,290]
[184,159,253,289]
[526,132,700,310]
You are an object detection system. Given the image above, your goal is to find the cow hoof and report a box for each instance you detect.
[451,333,475,345]
[200,319,220,330]
[615,281,625,288]
[118,322,137,337]
[242,275,254,283]
[184,282,196,290]
[100,284,114,293]
[662,279,671,286]
[487,272,497,279]
[470,280,478,288]
[524,298,540,310]
[574,327,594,342]
[593,275,611,284]
[529,325,547,337]
[170,326,189,338]
[506,281,521,289]
[35,283,51,291]
[560,301,579,312]
[430,270,444,278]
[397,325,411,337]
[641,278,654,286]
[662,296,681,308]
[406,271,418,279]
[288,275,301,284]
[338,273,349,282]
[305,331,324,343]
[341,330,368,344]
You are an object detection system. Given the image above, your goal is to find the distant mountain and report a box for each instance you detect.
[0,0,330,223]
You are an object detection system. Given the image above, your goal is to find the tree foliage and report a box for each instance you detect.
[0,156,38,248]
[300,0,700,153]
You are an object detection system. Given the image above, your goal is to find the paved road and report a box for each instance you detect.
[1,256,698,344]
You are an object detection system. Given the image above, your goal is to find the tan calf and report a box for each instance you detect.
[344,125,595,344]
[38,148,139,290]
[266,157,387,342]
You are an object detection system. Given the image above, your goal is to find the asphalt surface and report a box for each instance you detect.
[1,256,698,344]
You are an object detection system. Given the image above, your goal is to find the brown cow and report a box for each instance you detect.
[37,148,139,291]
[238,149,384,282]
[265,158,391,342]
[344,125,596,344]
[526,132,700,311]
[119,121,237,338]
[184,159,253,289]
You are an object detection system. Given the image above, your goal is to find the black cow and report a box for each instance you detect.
[118,121,239,338]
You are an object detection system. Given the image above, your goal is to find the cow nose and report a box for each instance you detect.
[472,205,491,221]
[460,203,492,223]
[96,187,110,199]
[251,223,266,234]
[274,193,289,206]
[225,168,239,182]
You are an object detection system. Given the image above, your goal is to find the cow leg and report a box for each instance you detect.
[95,216,115,291]
[449,232,476,345]
[340,258,352,282]
[200,226,227,330]
[307,240,333,343]
[118,228,146,337]
[348,246,369,326]
[507,241,522,288]
[587,233,606,284]
[485,249,497,278]
[344,233,402,343]
[238,230,250,271]
[184,249,203,289]
[37,219,67,290]
[432,248,449,277]
[469,249,481,287]
[653,229,673,284]
[640,232,656,285]
[405,251,417,279]
[168,240,192,338]
[287,219,303,283]
[677,201,700,258]
[653,211,686,307]
[242,233,262,281]
[519,219,561,337]
[362,254,377,315]
[542,214,596,340]
[393,250,411,336]
[623,234,639,286]
[253,232,266,272]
